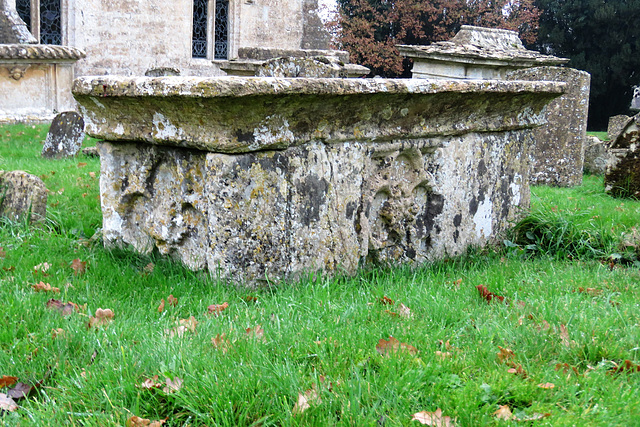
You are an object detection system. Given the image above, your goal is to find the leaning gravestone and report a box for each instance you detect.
[41,112,85,159]
[0,170,47,223]
[605,114,640,198]
[608,115,630,141]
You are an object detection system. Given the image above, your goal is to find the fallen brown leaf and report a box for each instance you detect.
[292,388,321,415]
[497,346,515,363]
[609,360,640,374]
[77,162,87,168]
[412,408,456,426]
[435,351,452,360]
[32,281,59,293]
[167,294,178,307]
[207,302,229,316]
[46,299,79,316]
[179,316,197,333]
[538,382,555,389]
[157,299,165,313]
[126,415,165,427]
[165,317,198,338]
[143,262,155,274]
[8,382,35,400]
[384,310,399,317]
[577,287,602,296]
[398,303,413,319]
[376,336,418,357]
[559,324,574,347]
[139,375,163,390]
[71,259,86,275]
[162,377,183,393]
[378,296,395,305]
[88,308,115,328]
[493,405,515,420]
[555,362,581,377]
[0,376,17,388]
[246,324,265,340]
[33,262,51,275]
[0,393,17,412]
[244,296,258,303]
[51,328,65,339]
[476,284,505,303]
[507,364,528,378]
[211,333,231,353]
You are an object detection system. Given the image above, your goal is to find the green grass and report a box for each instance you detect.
[1,124,640,426]
[587,131,609,141]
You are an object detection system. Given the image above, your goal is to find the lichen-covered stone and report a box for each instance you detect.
[0,170,47,223]
[584,135,609,175]
[507,66,591,187]
[78,75,563,285]
[605,115,640,198]
[256,56,349,78]
[608,115,630,141]
[42,112,85,159]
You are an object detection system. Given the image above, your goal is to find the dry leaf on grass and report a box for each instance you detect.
[292,387,321,415]
[51,328,65,339]
[165,317,198,338]
[33,262,51,274]
[507,364,528,378]
[609,360,640,374]
[32,282,59,293]
[126,415,166,426]
[7,382,36,400]
[162,377,183,393]
[558,324,575,348]
[577,287,602,296]
[212,333,231,353]
[46,299,79,316]
[246,324,265,340]
[378,296,395,305]
[398,303,413,319]
[412,408,456,426]
[157,299,165,313]
[0,376,17,388]
[143,262,155,274]
[493,405,515,420]
[376,336,418,357]
[435,351,452,360]
[138,375,183,393]
[555,362,582,377]
[207,302,229,316]
[476,284,505,304]
[88,308,115,328]
[538,383,555,389]
[497,346,515,363]
[0,393,18,412]
[167,295,178,307]
[71,259,87,275]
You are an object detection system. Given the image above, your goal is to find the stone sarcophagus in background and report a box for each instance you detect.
[73,76,564,285]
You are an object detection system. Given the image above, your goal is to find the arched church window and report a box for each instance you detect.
[14,0,62,45]
[192,0,208,58]
[40,0,62,45]
[192,0,229,60]
[214,0,228,60]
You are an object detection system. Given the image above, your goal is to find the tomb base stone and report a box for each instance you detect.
[75,76,563,285]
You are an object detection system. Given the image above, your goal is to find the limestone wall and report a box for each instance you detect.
[66,0,328,77]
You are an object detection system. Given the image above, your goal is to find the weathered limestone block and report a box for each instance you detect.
[583,135,610,175]
[256,56,349,78]
[605,115,640,198]
[507,66,591,187]
[608,115,630,141]
[74,76,564,284]
[42,112,85,159]
[0,170,47,223]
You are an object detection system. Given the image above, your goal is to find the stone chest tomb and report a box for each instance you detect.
[73,76,564,284]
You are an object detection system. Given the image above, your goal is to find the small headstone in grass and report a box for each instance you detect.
[605,113,640,198]
[41,112,85,159]
[583,135,610,175]
[0,170,47,223]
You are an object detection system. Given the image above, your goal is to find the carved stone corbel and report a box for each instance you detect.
[7,64,29,80]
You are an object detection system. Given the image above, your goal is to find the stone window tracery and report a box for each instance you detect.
[192,0,229,60]
[14,0,62,45]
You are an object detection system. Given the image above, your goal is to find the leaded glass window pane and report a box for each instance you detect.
[16,0,31,32]
[40,0,61,45]
[214,0,229,60]
[192,0,208,58]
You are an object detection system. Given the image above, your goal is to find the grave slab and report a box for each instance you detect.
[42,111,85,158]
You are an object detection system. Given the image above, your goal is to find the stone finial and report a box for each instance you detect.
[0,170,47,223]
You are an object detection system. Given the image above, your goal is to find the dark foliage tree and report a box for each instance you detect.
[335,0,541,77]
[534,0,640,129]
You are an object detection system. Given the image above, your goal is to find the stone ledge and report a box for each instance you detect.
[0,44,86,61]
[73,76,565,153]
